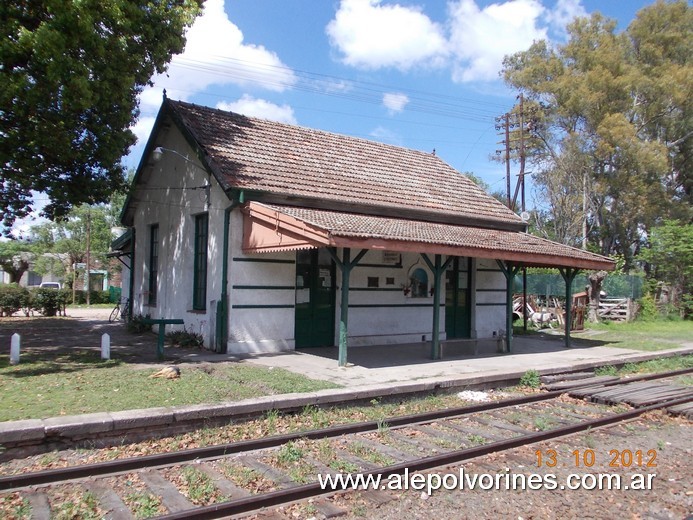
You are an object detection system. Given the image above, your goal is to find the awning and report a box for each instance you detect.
[242,202,615,271]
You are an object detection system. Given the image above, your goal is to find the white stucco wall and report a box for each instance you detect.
[474,258,507,337]
[131,127,226,346]
[335,249,442,346]
[227,210,296,353]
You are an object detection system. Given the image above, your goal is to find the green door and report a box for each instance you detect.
[445,257,471,339]
[295,249,336,348]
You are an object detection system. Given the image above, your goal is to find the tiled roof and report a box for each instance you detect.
[253,203,614,270]
[167,100,523,227]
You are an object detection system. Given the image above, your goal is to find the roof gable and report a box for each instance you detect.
[166,100,524,230]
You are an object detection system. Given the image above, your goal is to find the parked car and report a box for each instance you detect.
[39,282,61,289]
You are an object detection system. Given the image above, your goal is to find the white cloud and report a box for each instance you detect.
[326,0,587,84]
[126,0,297,163]
[383,92,409,114]
[448,0,548,83]
[138,0,296,112]
[326,0,447,70]
[217,95,297,125]
[544,0,587,37]
[369,126,403,146]
[131,116,157,147]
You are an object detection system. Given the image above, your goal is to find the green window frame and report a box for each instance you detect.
[148,224,159,306]
[193,213,208,310]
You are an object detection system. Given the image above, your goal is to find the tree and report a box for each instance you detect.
[638,220,693,316]
[502,1,692,269]
[0,240,34,283]
[1,0,202,231]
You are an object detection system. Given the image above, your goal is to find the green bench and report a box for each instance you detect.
[141,318,184,360]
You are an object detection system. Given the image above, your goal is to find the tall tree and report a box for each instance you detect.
[502,1,692,269]
[0,0,202,232]
[0,240,34,283]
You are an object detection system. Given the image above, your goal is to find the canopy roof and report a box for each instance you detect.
[243,202,615,271]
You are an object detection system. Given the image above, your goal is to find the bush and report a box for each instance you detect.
[0,284,31,316]
[31,288,70,316]
[166,329,204,349]
[127,313,151,333]
[71,290,111,305]
[519,369,541,388]
[636,294,658,321]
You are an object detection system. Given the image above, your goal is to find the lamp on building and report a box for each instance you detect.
[150,146,211,208]
[151,146,198,165]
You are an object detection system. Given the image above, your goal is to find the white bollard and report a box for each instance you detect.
[10,333,20,365]
[101,333,110,360]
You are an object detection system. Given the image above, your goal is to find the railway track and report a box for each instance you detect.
[1,368,691,519]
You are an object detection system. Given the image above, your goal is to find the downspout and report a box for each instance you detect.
[216,190,244,353]
[128,228,136,319]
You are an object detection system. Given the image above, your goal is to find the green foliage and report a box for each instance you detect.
[166,329,204,348]
[638,220,693,317]
[502,2,692,268]
[127,313,152,333]
[0,284,30,316]
[636,294,659,321]
[30,288,70,316]
[1,1,202,231]
[277,442,304,465]
[595,365,618,376]
[518,369,541,388]
[0,240,34,283]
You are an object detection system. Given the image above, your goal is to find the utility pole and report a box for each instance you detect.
[86,208,91,306]
[495,113,512,208]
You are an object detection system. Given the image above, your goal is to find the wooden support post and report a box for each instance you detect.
[559,267,580,348]
[497,261,522,353]
[421,254,453,360]
[328,248,368,367]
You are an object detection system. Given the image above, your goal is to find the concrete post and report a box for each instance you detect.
[101,333,111,360]
[10,334,20,365]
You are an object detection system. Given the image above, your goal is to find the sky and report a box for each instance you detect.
[12,0,659,236]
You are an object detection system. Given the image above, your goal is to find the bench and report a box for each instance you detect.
[141,318,185,360]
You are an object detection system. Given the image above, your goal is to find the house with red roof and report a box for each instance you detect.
[117,97,614,365]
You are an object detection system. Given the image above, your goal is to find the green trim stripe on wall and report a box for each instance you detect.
[231,304,295,309]
[349,303,446,308]
[350,287,403,292]
[232,257,295,264]
[232,285,296,290]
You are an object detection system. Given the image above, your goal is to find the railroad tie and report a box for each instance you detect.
[84,481,134,520]
[194,462,250,500]
[138,469,194,513]
[24,491,51,520]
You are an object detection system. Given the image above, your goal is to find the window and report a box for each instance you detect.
[410,268,429,298]
[367,276,379,288]
[193,213,208,310]
[148,224,159,306]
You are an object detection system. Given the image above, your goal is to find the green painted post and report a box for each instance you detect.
[560,268,579,348]
[431,254,443,359]
[338,248,351,367]
[497,261,521,354]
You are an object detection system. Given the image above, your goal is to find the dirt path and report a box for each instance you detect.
[0,308,204,365]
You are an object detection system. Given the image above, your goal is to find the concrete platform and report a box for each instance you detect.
[229,334,693,387]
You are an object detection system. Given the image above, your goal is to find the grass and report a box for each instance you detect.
[124,492,162,519]
[578,320,693,351]
[0,349,339,422]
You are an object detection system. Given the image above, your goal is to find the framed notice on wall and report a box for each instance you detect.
[382,251,401,265]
